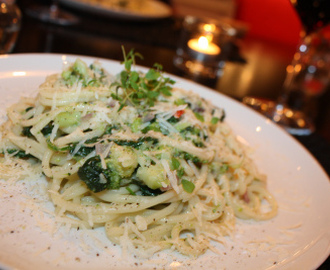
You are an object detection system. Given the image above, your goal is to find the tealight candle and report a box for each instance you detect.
[187,35,221,56]
[174,16,227,78]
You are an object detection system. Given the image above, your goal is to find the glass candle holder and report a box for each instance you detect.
[174,16,243,79]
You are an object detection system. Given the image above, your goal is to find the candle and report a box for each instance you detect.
[187,35,220,56]
[174,16,225,78]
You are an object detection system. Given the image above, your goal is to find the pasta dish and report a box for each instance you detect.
[0,50,277,258]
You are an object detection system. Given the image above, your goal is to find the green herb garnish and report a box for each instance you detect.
[182,179,195,193]
[194,112,204,122]
[211,117,219,125]
[171,157,180,170]
[111,47,175,111]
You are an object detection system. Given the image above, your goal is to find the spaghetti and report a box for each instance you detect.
[0,51,277,258]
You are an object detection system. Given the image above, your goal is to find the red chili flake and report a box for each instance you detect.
[174,110,184,118]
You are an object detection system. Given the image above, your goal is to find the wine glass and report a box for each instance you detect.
[243,0,330,136]
[0,0,22,54]
[26,0,79,26]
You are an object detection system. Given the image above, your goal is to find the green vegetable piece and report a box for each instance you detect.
[177,167,185,178]
[210,162,229,175]
[25,106,34,113]
[174,99,186,106]
[193,140,205,148]
[105,124,121,134]
[114,47,175,110]
[167,116,180,124]
[46,139,70,152]
[160,86,172,96]
[136,163,169,190]
[22,126,34,138]
[41,122,55,136]
[126,186,136,195]
[211,117,219,125]
[55,111,81,129]
[102,169,121,190]
[146,91,160,99]
[181,179,195,193]
[73,58,88,77]
[5,149,34,159]
[130,71,139,83]
[78,156,108,193]
[78,156,122,192]
[113,137,158,149]
[220,110,226,122]
[87,79,100,87]
[182,152,202,164]
[69,145,95,159]
[125,58,132,71]
[145,69,160,81]
[180,126,201,136]
[131,117,142,133]
[219,164,229,174]
[174,122,191,132]
[171,157,180,170]
[61,70,71,80]
[106,144,138,178]
[194,112,204,122]
[138,183,163,196]
[142,122,161,134]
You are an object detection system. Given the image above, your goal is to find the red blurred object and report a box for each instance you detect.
[174,110,185,118]
[235,0,302,47]
[303,79,325,95]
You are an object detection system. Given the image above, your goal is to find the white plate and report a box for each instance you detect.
[59,0,172,20]
[0,53,329,270]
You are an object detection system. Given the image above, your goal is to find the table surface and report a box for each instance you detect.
[7,0,330,268]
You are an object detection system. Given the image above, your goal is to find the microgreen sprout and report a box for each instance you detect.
[111,46,175,111]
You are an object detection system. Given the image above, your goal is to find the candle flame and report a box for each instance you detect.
[198,36,209,49]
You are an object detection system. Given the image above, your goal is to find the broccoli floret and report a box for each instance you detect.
[77,144,138,192]
[105,144,138,178]
[72,58,88,77]
[78,156,120,193]
[136,163,169,190]
[61,59,89,86]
